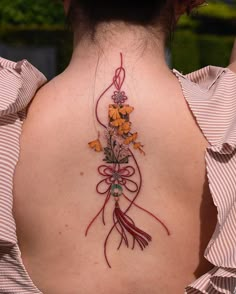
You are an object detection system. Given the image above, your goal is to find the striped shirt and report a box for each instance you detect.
[0,56,236,293]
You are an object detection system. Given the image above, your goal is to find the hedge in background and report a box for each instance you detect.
[171,30,234,73]
[198,35,234,68]
[0,0,64,25]
[171,31,200,73]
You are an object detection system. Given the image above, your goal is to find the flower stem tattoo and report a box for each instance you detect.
[86,53,170,268]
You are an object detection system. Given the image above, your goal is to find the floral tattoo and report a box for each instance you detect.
[86,53,170,268]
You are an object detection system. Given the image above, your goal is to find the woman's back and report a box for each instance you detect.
[12,52,217,293]
[1,0,236,293]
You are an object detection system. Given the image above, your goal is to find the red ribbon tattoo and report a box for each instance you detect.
[87,53,170,268]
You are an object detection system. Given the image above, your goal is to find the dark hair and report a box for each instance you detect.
[69,0,167,26]
[67,0,203,35]
[67,0,177,35]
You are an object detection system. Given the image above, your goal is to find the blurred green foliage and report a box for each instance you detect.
[194,0,236,19]
[172,0,236,72]
[0,0,64,26]
[171,31,200,73]
[171,31,235,73]
[198,34,234,67]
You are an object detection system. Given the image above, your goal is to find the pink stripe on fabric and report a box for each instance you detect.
[174,66,236,293]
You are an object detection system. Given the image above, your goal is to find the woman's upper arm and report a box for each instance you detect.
[228,39,236,73]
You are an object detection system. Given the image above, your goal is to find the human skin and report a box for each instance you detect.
[229,38,236,71]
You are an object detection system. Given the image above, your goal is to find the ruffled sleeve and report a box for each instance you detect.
[0,57,47,246]
[173,66,236,293]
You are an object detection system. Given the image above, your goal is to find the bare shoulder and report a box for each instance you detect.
[228,39,236,73]
[25,73,71,132]
[228,61,236,74]
[27,77,58,116]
